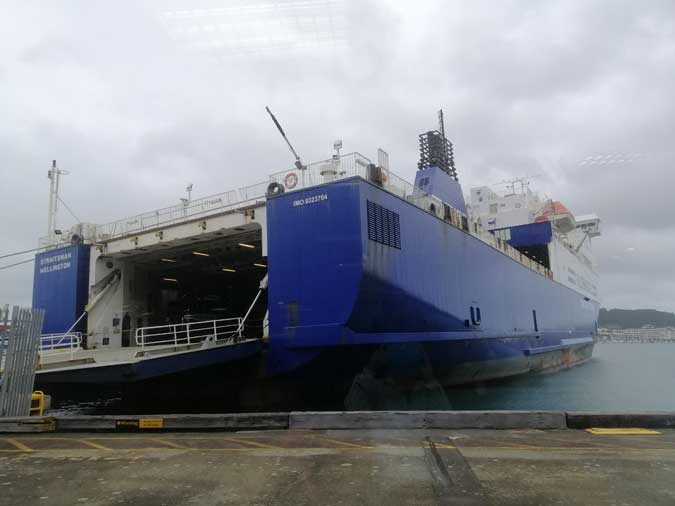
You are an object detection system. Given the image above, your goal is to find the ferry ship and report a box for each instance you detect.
[29,112,600,391]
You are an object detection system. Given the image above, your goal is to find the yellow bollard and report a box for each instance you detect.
[30,391,45,416]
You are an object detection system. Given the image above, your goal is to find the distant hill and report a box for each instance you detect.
[598,308,675,329]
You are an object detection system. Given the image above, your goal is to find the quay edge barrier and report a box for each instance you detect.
[2,411,675,433]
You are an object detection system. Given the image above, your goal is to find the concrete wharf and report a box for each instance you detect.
[0,411,674,505]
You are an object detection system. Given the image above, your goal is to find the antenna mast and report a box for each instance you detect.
[47,160,69,246]
[438,109,445,139]
[418,109,457,181]
[265,106,306,172]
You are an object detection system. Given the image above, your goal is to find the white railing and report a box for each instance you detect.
[135,317,243,349]
[94,181,270,242]
[88,151,551,279]
[39,332,83,360]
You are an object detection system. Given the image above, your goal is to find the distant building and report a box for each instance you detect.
[598,326,675,343]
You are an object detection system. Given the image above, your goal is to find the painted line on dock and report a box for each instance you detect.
[219,437,280,449]
[307,435,375,449]
[4,439,33,452]
[78,439,112,451]
[431,443,456,449]
[2,445,675,457]
[534,436,623,450]
[586,428,662,435]
[150,438,187,449]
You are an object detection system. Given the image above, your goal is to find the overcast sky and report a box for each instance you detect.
[1,0,674,312]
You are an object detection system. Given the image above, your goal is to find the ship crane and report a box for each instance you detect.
[265,106,307,174]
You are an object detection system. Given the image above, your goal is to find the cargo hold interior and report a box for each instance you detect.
[109,230,268,345]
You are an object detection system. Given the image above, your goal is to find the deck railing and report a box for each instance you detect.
[94,182,269,242]
[135,317,243,349]
[39,333,83,361]
[40,151,552,279]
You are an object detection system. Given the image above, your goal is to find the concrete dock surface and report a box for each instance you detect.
[1,428,674,505]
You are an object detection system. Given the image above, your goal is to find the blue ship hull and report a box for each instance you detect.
[266,177,598,386]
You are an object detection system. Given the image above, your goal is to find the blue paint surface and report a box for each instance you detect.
[32,244,91,334]
[493,221,553,247]
[266,176,599,379]
[414,166,467,213]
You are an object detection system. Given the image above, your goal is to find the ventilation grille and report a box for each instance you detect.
[367,201,401,249]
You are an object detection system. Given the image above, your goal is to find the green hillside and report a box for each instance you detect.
[598,308,675,329]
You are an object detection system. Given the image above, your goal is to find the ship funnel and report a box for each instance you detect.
[417,110,457,181]
[414,110,466,213]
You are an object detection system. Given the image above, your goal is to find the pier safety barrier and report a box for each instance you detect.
[0,306,45,418]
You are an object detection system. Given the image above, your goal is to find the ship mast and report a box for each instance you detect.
[47,160,69,246]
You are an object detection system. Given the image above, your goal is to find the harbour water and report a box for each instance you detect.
[444,343,675,411]
[47,343,675,415]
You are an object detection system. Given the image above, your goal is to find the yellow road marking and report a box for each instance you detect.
[383,435,425,444]
[460,445,674,453]
[79,439,112,451]
[151,438,187,449]
[536,434,621,449]
[586,428,662,435]
[4,439,33,452]
[308,435,374,449]
[432,443,457,449]
[0,445,674,455]
[222,437,280,449]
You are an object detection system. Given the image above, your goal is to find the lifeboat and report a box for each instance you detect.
[535,201,576,233]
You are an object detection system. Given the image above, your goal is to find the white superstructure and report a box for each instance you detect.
[467,181,601,301]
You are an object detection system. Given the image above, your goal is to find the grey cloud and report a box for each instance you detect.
[1,0,674,311]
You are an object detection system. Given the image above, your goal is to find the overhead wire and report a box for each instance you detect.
[0,258,35,271]
[0,239,72,260]
[0,246,46,260]
[57,196,81,223]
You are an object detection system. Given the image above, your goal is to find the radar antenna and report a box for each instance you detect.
[265,106,306,172]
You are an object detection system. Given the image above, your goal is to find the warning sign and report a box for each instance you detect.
[115,418,164,430]
[139,418,164,429]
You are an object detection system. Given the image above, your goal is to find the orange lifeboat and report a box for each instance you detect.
[535,201,576,233]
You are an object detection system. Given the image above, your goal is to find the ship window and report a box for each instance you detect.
[367,201,401,249]
[489,203,498,214]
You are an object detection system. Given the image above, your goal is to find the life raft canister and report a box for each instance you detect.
[266,182,285,197]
